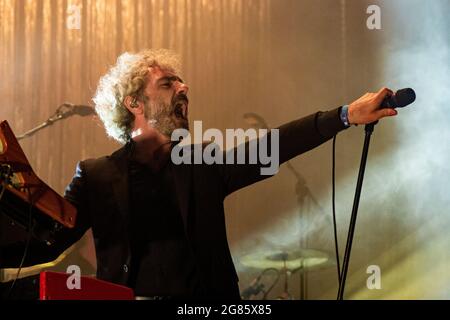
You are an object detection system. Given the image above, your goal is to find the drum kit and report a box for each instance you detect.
[240,248,334,300]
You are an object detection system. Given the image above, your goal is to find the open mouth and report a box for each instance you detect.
[174,101,188,119]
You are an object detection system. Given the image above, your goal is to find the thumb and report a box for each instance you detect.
[375,108,398,119]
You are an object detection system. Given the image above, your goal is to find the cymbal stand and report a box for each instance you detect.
[278,259,293,300]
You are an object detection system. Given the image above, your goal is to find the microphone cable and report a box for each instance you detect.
[262,268,281,300]
[331,135,342,286]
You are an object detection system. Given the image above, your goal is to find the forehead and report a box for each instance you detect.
[147,65,178,82]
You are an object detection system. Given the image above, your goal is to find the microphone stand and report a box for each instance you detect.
[16,103,75,141]
[337,120,377,300]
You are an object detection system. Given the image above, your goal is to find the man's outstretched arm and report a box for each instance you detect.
[218,87,397,197]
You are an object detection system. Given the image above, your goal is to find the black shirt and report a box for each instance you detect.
[126,154,200,297]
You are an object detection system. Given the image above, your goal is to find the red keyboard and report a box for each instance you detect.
[39,271,134,300]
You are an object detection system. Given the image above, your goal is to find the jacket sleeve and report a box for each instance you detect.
[218,107,348,197]
[0,161,91,268]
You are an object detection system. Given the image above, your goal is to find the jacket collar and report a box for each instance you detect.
[109,143,131,226]
[108,141,193,235]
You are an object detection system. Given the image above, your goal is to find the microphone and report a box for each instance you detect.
[61,103,96,116]
[16,103,95,140]
[241,275,265,299]
[382,88,416,109]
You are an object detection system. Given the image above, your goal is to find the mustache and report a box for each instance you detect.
[172,94,189,106]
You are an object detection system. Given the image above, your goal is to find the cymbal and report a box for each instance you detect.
[240,249,333,272]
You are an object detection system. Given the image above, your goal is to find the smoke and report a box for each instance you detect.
[332,0,450,298]
[379,0,450,222]
[235,0,450,299]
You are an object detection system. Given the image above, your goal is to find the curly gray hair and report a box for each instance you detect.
[93,49,181,144]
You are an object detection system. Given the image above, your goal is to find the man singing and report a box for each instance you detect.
[1,49,398,299]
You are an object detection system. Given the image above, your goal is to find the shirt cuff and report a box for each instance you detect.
[340,105,351,127]
[315,107,349,138]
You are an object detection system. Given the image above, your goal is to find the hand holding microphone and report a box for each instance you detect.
[347,87,416,125]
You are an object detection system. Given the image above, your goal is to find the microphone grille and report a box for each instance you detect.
[395,88,416,108]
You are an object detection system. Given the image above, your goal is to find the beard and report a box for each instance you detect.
[145,95,189,138]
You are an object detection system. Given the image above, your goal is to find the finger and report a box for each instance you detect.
[378,86,394,96]
[374,87,394,105]
[375,107,397,120]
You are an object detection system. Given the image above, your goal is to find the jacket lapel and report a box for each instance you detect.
[108,143,193,234]
[171,161,193,235]
[109,145,130,222]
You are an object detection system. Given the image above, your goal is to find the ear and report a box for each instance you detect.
[124,95,144,115]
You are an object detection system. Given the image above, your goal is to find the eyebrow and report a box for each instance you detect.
[157,75,184,84]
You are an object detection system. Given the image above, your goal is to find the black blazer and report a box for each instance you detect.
[0,108,346,298]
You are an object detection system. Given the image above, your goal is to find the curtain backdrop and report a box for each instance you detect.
[1,0,449,299]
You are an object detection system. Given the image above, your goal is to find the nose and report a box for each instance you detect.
[175,81,189,96]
